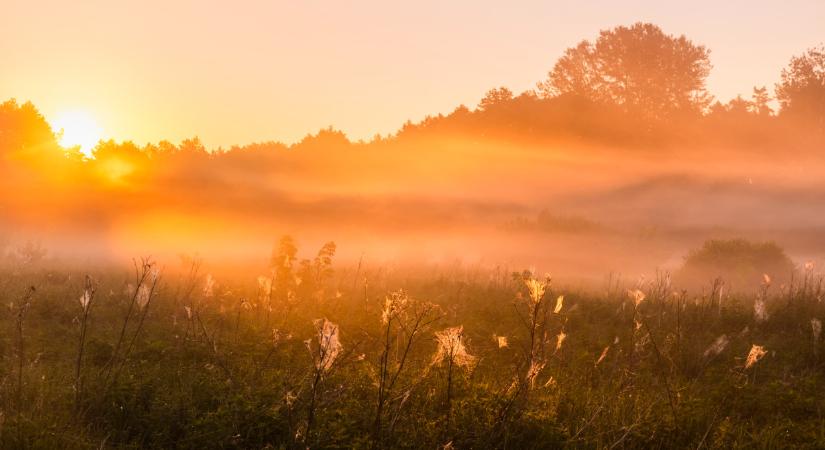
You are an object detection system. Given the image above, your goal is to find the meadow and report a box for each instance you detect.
[3,7,825,449]
[1,239,824,449]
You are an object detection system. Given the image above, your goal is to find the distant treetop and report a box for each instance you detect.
[537,23,713,121]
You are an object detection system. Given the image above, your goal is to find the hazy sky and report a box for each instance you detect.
[1,0,823,148]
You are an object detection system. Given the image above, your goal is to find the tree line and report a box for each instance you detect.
[2,22,824,168]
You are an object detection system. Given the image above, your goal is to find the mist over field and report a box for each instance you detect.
[3,14,825,448]
[3,106,825,283]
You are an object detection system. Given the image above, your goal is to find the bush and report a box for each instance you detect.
[677,239,795,290]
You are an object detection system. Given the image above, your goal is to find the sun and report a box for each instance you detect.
[50,110,103,158]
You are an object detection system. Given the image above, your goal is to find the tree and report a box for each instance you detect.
[0,99,62,160]
[677,239,795,290]
[477,87,514,111]
[750,86,773,116]
[775,46,825,129]
[537,23,712,120]
[725,95,752,116]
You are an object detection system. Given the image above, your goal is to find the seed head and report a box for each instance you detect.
[79,289,91,311]
[555,330,567,352]
[627,289,645,307]
[595,346,610,366]
[432,326,476,369]
[493,334,509,348]
[136,284,151,310]
[703,334,730,358]
[311,318,342,373]
[553,295,564,314]
[524,278,547,304]
[745,344,767,369]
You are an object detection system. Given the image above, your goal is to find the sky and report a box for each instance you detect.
[1,0,823,148]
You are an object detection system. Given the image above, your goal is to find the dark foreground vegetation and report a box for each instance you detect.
[1,239,824,449]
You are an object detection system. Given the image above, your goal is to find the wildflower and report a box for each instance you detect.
[703,334,730,358]
[555,330,567,352]
[525,278,547,304]
[745,344,767,369]
[805,261,816,271]
[628,289,645,307]
[812,318,822,342]
[432,326,476,369]
[762,273,771,286]
[553,295,564,314]
[595,346,610,366]
[754,298,768,322]
[310,318,342,373]
[203,274,215,298]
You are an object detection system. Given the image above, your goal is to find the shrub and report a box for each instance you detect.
[677,239,795,290]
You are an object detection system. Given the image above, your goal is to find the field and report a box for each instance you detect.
[4,7,825,448]
[1,242,824,449]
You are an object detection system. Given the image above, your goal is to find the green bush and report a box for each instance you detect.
[677,239,795,290]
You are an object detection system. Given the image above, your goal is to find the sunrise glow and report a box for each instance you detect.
[50,110,102,157]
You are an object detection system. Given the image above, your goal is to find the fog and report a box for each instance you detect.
[4,128,825,285]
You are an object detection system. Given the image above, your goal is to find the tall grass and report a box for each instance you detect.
[0,245,824,448]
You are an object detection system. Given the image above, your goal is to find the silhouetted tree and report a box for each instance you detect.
[776,46,825,130]
[750,86,773,116]
[177,137,210,159]
[477,87,514,111]
[537,23,712,121]
[725,95,752,116]
[0,99,63,161]
[294,127,350,151]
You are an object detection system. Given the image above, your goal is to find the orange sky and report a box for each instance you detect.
[1,0,823,148]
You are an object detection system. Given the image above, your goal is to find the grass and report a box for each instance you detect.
[1,246,825,449]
